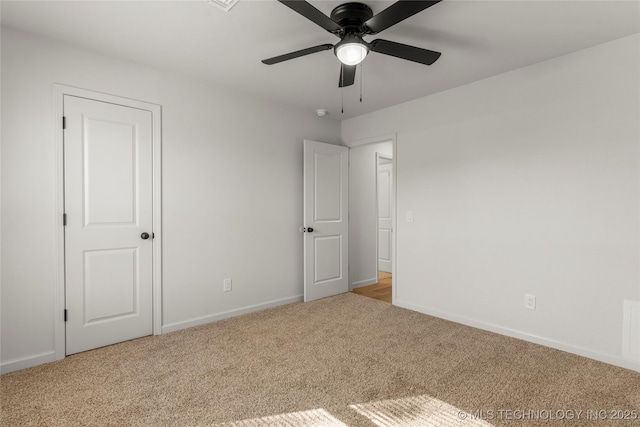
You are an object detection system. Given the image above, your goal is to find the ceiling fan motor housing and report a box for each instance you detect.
[330,2,374,35]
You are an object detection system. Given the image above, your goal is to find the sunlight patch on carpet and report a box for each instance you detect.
[350,394,493,427]
[212,408,348,426]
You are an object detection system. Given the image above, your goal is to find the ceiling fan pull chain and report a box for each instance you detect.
[360,62,363,103]
[341,63,345,114]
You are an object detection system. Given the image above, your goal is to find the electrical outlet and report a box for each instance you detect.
[223,278,232,292]
[525,294,536,310]
[406,211,414,222]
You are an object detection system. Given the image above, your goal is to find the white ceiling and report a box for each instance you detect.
[2,0,639,119]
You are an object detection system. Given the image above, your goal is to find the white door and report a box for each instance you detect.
[377,158,392,273]
[303,140,349,302]
[64,95,154,355]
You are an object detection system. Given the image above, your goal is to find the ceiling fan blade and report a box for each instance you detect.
[364,0,442,34]
[262,44,334,65]
[278,0,342,33]
[339,64,356,88]
[370,39,441,65]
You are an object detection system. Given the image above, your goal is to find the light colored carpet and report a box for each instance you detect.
[2,293,639,426]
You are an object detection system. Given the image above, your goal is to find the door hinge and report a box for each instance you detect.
[64,309,68,322]
[62,116,66,129]
[63,213,67,226]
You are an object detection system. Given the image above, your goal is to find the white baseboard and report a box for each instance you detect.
[2,296,303,374]
[350,278,378,290]
[395,299,640,373]
[162,295,303,334]
[1,351,57,374]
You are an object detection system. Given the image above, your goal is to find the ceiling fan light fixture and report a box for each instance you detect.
[335,36,369,66]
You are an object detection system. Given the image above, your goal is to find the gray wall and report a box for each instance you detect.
[0,27,341,372]
[342,34,640,371]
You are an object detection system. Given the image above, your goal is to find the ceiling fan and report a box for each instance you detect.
[262,0,443,88]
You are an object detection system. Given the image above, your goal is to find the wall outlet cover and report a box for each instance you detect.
[525,294,536,310]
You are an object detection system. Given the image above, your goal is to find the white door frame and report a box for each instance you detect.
[53,84,163,360]
[345,134,397,304]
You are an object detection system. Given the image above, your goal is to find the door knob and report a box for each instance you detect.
[141,232,150,240]
[307,227,314,233]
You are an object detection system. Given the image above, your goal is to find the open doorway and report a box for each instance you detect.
[349,140,394,303]
[352,271,392,303]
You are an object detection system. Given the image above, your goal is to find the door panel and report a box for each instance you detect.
[83,248,137,323]
[64,95,153,355]
[84,118,137,226]
[304,140,349,302]
[314,153,343,221]
[314,235,343,283]
[377,161,392,273]
[378,229,391,262]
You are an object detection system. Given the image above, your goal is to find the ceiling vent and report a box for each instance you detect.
[207,0,239,12]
